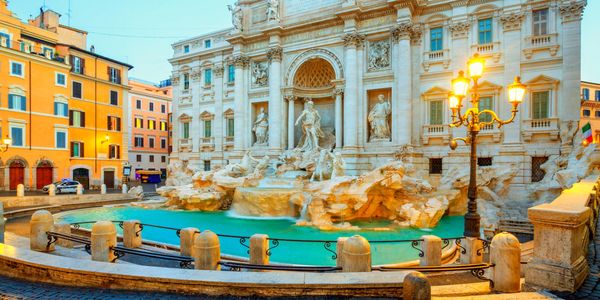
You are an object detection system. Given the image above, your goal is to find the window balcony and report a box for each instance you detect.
[522,118,559,142]
[422,124,451,145]
[470,42,501,63]
[422,49,450,72]
[200,137,215,151]
[478,123,502,142]
[178,138,192,152]
[523,34,559,59]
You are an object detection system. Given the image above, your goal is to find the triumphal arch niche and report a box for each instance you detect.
[285,49,344,150]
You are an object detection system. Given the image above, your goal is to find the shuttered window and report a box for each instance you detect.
[183,123,190,139]
[72,81,82,99]
[54,102,68,117]
[204,120,212,138]
[429,100,443,125]
[479,97,493,122]
[70,142,84,158]
[107,116,121,131]
[110,91,119,106]
[532,91,550,119]
[8,94,26,111]
[108,145,121,159]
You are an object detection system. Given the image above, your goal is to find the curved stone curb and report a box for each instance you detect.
[0,243,406,297]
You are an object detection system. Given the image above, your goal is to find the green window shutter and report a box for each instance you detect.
[430,101,443,125]
[479,97,493,122]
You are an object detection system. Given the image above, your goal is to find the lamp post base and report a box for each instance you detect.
[463,209,481,238]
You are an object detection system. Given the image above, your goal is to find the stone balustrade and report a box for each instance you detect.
[526,175,600,292]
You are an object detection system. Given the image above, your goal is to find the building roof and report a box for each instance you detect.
[60,43,134,69]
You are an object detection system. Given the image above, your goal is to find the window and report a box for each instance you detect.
[149,137,155,148]
[183,73,190,90]
[204,120,212,138]
[136,154,142,162]
[228,65,235,82]
[108,145,121,159]
[596,91,600,101]
[182,122,190,139]
[10,61,24,77]
[0,32,10,48]
[227,118,235,136]
[204,40,211,48]
[107,116,121,131]
[55,130,67,149]
[161,104,166,113]
[595,111,600,118]
[56,73,66,87]
[532,9,548,36]
[136,99,142,109]
[69,110,85,127]
[20,42,32,53]
[204,69,212,85]
[160,121,167,131]
[70,142,84,158]
[149,102,154,111]
[478,18,493,44]
[429,100,443,125]
[183,45,190,53]
[149,155,155,163]
[54,102,68,117]
[108,67,121,84]
[72,81,82,99]
[430,27,443,52]
[110,90,119,106]
[71,56,84,74]
[42,47,54,59]
[134,136,144,147]
[204,160,211,171]
[478,157,493,166]
[161,156,166,163]
[583,109,591,117]
[135,118,144,129]
[532,91,550,119]
[8,94,26,111]
[10,125,24,147]
[148,120,156,130]
[161,138,167,149]
[429,158,442,175]
[478,97,493,122]
[531,156,548,182]
[583,88,590,100]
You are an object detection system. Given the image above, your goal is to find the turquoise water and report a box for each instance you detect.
[57,206,464,266]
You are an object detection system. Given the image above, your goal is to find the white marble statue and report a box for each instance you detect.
[253,107,269,145]
[331,151,345,178]
[266,0,280,22]
[228,3,243,31]
[368,94,391,141]
[310,149,330,182]
[295,100,324,152]
[252,62,268,87]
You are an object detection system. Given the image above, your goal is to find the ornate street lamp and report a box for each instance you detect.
[448,53,526,238]
[0,135,12,153]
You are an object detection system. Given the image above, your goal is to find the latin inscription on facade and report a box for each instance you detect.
[284,0,338,16]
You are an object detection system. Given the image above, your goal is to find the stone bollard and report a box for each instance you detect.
[122,184,128,194]
[460,237,484,264]
[420,235,442,266]
[91,221,117,262]
[30,210,54,252]
[100,184,106,195]
[53,222,73,248]
[403,271,431,300]
[16,184,24,197]
[249,234,269,267]
[48,185,56,196]
[179,227,199,257]
[0,202,4,243]
[193,230,220,270]
[76,184,83,195]
[123,220,142,248]
[336,237,348,268]
[491,232,521,293]
[342,235,371,272]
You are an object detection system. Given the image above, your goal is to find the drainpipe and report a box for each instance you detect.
[28,61,32,150]
[94,57,98,175]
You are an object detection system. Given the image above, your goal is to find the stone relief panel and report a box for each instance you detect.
[252,61,269,88]
[368,39,391,72]
[252,5,268,24]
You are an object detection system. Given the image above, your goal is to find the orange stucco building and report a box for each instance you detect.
[581,81,600,143]
[128,79,171,179]
[0,2,132,190]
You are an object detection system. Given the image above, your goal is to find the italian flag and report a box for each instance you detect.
[583,122,593,144]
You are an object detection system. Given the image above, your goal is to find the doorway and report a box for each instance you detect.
[104,170,115,189]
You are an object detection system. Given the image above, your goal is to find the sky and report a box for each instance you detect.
[6,0,600,84]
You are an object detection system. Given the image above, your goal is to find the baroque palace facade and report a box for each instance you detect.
[169,0,585,189]
[0,2,131,190]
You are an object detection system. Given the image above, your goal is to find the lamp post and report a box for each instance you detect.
[448,53,526,238]
[0,135,12,152]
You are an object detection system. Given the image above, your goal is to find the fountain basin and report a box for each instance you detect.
[232,187,302,218]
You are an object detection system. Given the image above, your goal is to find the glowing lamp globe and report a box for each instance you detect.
[467,53,485,78]
[507,76,526,104]
[2,136,11,146]
[448,92,459,109]
[452,71,469,97]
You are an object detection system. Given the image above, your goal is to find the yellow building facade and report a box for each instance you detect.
[0,1,131,190]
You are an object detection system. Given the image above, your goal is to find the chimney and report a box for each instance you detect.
[32,8,61,32]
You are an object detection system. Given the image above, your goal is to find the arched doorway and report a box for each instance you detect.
[73,168,90,189]
[9,160,25,190]
[36,161,53,189]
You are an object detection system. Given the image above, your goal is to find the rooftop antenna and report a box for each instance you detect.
[66,0,72,26]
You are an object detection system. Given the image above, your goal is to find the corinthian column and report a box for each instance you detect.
[286,95,296,150]
[267,46,283,151]
[342,32,364,150]
[391,23,413,146]
[233,54,249,151]
[213,64,224,155]
[334,87,343,149]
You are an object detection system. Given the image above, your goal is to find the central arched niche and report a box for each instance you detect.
[291,58,337,149]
